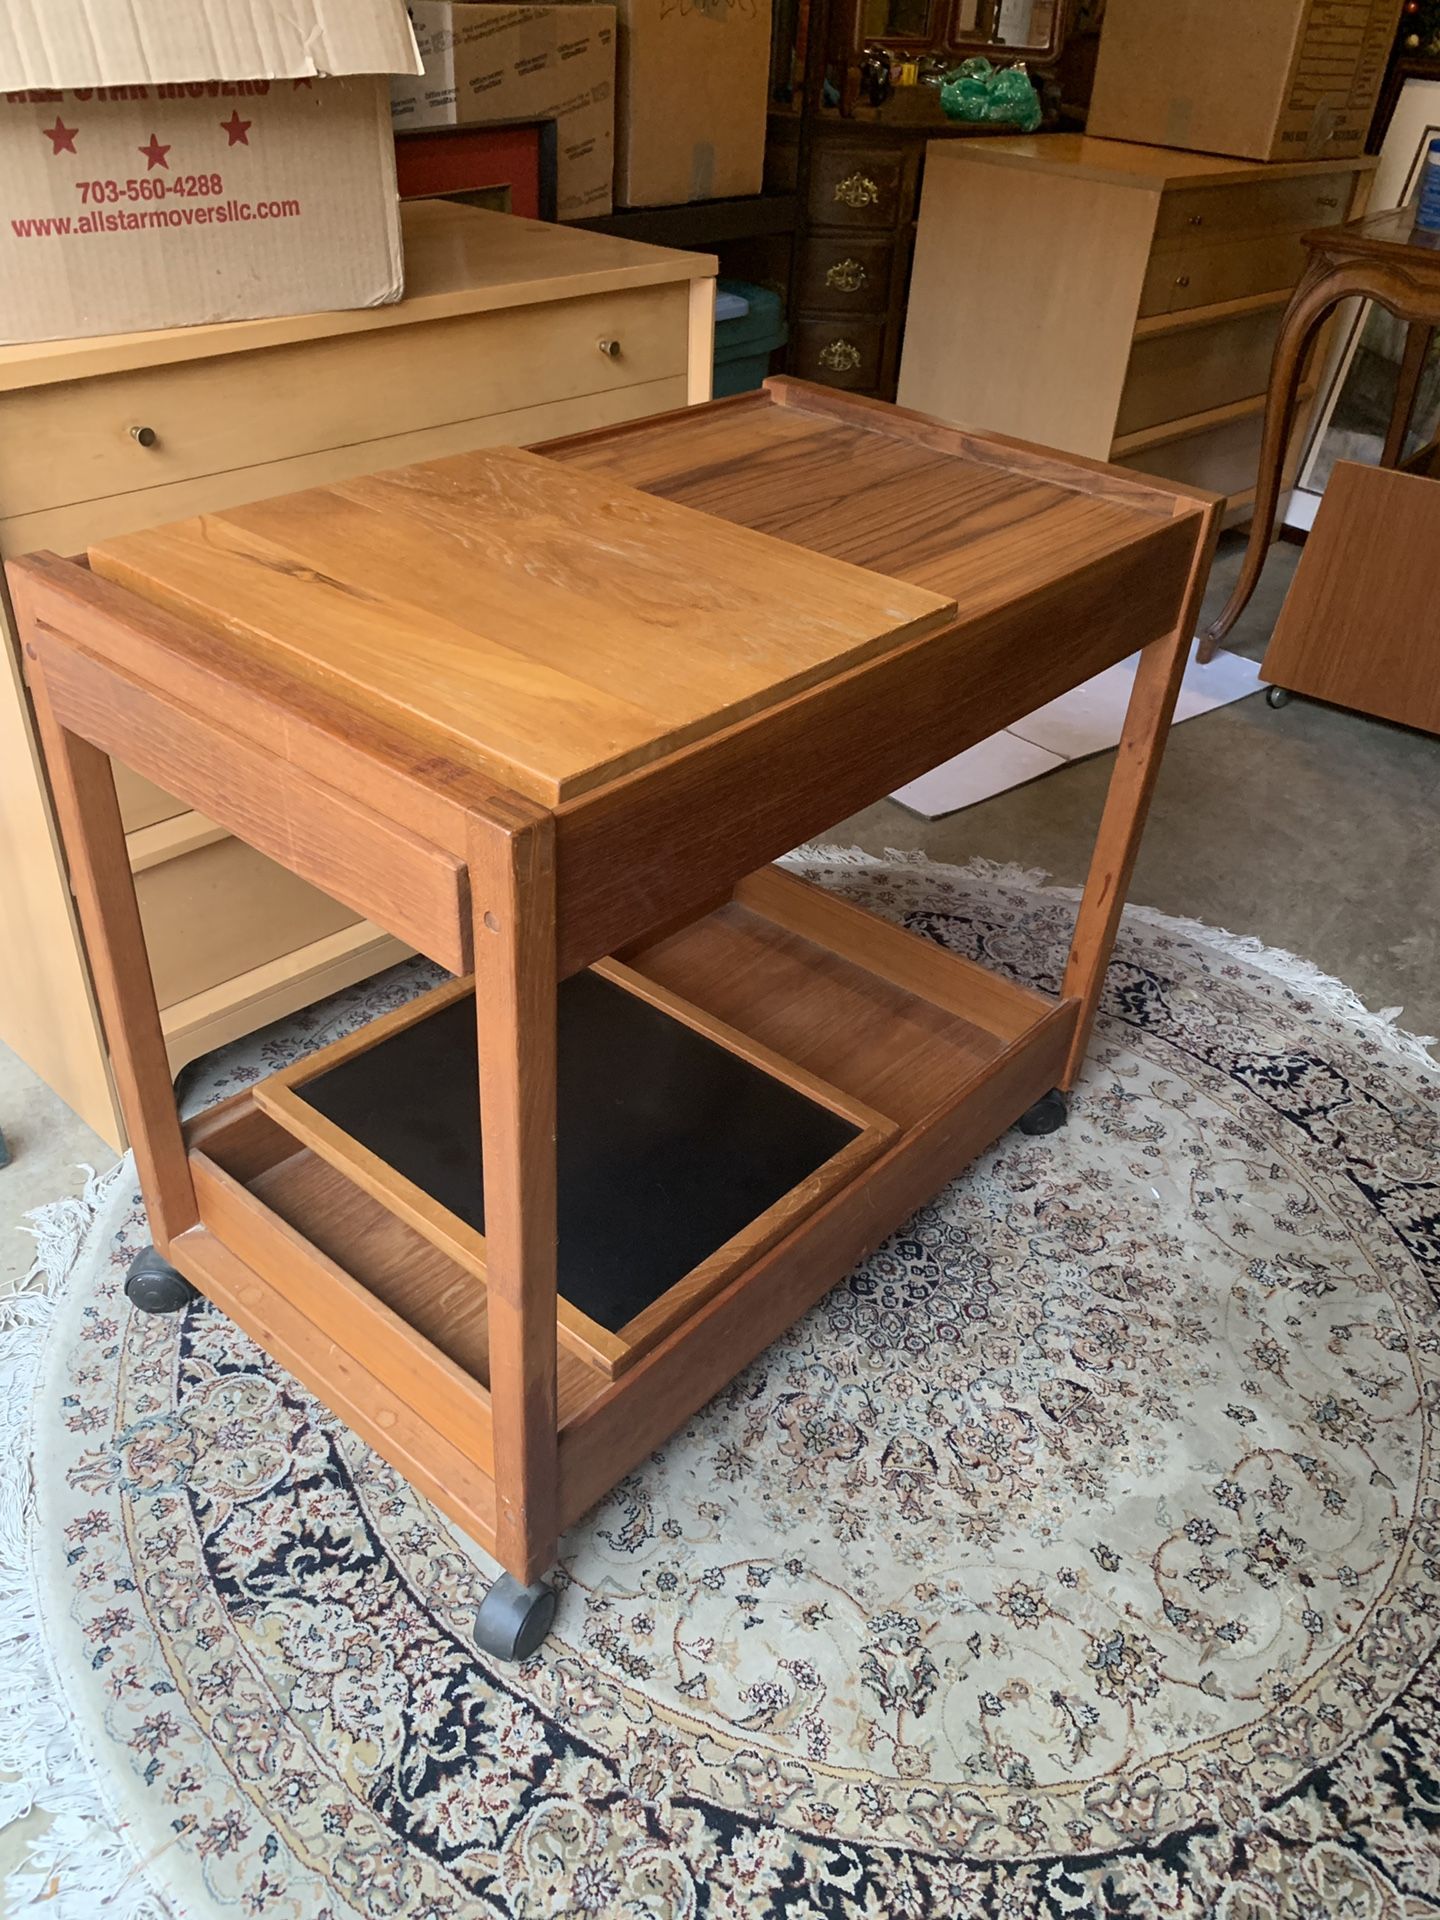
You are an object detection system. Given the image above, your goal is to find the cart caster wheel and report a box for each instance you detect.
[1265,685,1292,709]
[124,1246,198,1315]
[475,1574,557,1662]
[1016,1089,1068,1136]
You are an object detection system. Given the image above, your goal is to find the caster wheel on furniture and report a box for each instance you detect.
[1265,685,1292,709]
[124,1245,198,1314]
[475,1574,557,1662]
[1016,1089,1068,1136]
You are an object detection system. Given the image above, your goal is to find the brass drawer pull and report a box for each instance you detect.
[826,256,868,293]
[130,424,158,448]
[818,337,863,373]
[834,171,881,210]
[1187,213,1204,227]
[597,337,621,358]
[1175,273,1191,288]
[1316,194,1340,209]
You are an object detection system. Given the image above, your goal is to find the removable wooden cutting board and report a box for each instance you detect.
[88,446,957,805]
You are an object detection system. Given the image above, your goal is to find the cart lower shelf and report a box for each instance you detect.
[172,865,1076,1556]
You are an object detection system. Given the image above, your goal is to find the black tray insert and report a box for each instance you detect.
[295,972,862,1335]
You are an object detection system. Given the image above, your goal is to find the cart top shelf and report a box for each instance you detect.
[82,380,1208,814]
[86,444,954,807]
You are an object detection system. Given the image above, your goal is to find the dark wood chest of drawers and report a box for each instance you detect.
[768,116,973,401]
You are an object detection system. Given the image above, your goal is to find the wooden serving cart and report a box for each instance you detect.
[12,381,1217,1658]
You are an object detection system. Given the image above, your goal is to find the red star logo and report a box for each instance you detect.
[43,117,78,155]
[219,109,252,146]
[138,131,171,171]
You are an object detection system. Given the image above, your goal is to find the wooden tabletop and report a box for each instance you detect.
[547,381,1194,608]
[88,445,955,805]
[23,381,1211,979]
[1307,203,1440,259]
[80,381,1208,844]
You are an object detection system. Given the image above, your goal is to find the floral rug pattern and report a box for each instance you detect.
[23,856,1440,1918]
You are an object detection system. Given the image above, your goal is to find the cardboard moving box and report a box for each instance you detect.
[1087,0,1404,163]
[392,4,617,221]
[0,0,421,346]
[607,0,773,208]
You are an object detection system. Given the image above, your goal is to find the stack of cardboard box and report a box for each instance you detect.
[391,0,773,219]
[0,0,420,345]
[1087,0,1402,165]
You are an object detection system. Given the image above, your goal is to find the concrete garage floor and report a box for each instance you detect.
[0,527,1436,1902]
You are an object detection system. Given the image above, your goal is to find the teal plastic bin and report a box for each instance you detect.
[712,280,787,397]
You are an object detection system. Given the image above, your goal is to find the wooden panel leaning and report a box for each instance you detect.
[9,380,1216,1662]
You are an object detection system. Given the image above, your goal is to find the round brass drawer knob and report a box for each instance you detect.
[1175,274,1191,288]
[597,337,621,358]
[130,424,158,448]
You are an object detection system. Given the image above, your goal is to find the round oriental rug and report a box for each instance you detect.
[6,853,1440,1920]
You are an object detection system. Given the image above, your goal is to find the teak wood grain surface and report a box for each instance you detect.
[15,380,1217,1601]
[88,446,956,806]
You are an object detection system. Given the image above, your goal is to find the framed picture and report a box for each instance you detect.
[1287,77,1440,527]
[393,121,559,223]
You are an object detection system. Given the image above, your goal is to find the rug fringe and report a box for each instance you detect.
[0,1161,172,1919]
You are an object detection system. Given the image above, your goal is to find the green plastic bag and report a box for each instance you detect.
[939,56,1042,133]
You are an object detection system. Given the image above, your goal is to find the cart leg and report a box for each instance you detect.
[25,648,197,1253]
[469,807,560,1638]
[1058,498,1221,1094]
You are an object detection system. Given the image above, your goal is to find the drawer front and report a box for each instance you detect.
[1117,305,1284,438]
[0,284,690,521]
[808,148,907,230]
[1114,411,1265,504]
[1140,230,1309,318]
[1156,172,1353,245]
[795,237,896,313]
[135,829,361,1012]
[790,318,885,390]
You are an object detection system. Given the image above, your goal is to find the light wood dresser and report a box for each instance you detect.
[897,135,1373,523]
[0,199,716,1150]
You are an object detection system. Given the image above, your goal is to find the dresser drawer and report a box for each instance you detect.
[0,284,690,520]
[1117,305,1284,437]
[796,238,896,313]
[134,826,362,1012]
[790,318,885,389]
[808,148,907,230]
[1155,172,1352,245]
[1140,230,1310,318]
